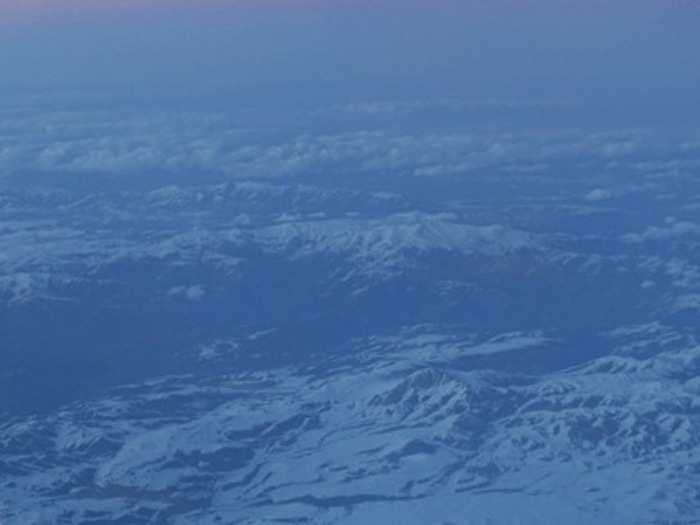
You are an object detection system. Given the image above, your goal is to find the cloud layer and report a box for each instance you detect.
[2,106,698,183]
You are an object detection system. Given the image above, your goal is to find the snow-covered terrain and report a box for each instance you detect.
[3,115,700,523]
[2,325,700,524]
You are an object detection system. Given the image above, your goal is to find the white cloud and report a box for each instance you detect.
[673,294,700,312]
[309,99,573,118]
[584,188,612,202]
[168,285,206,301]
[622,221,700,243]
[1,106,697,181]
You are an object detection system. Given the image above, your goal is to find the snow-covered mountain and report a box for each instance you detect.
[3,134,700,523]
[2,324,700,524]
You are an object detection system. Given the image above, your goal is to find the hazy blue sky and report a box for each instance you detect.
[1,1,698,126]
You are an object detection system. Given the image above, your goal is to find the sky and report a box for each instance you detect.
[0,1,698,126]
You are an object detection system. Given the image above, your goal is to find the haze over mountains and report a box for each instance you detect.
[2,2,700,523]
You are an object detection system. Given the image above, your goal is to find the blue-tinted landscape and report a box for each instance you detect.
[2,2,700,523]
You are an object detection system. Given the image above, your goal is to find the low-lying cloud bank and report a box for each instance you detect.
[1,104,698,183]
